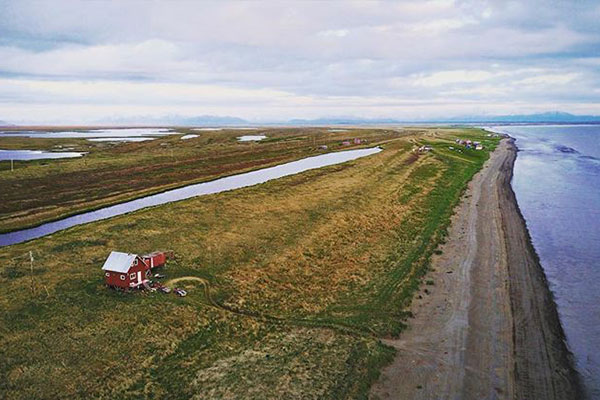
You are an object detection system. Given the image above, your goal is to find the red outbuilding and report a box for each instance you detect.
[142,251,167,269]
[102,251,151,289]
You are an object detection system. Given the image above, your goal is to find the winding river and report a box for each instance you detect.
[0,147,381,247]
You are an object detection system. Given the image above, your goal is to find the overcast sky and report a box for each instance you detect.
[1,0,599,123]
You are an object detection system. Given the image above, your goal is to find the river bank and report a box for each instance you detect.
[0,147,381,246]
[371,138,581,399]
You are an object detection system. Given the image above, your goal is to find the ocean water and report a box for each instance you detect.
[489,125,600,398]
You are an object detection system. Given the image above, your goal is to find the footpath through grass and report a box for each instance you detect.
[0,127,499,399]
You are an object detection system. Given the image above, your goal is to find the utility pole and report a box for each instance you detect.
[29,251,35,295]
[11,158,14,172]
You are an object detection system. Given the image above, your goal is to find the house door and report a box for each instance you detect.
[137,271,142,283]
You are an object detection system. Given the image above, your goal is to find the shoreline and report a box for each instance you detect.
[370,138,581,399]
[498,138,582,398]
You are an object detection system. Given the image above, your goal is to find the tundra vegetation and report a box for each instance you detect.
[0,128,394,233]
[0,127,498,399]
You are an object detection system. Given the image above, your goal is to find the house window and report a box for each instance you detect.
[105,272,110,277]
[145,270,150,277]
[120,274,126,280]
[133,259,138,266]
[130,273,136,280]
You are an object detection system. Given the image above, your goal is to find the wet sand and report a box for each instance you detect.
[370,139,581,399]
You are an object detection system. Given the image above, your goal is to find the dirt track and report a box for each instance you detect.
[370,139,581,399]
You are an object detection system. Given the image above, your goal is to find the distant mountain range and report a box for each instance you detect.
[96,114,247,126]
[3,112,600,127]
[285,112,600,125]
[161,112,600,126]
[435,112,600,124]
[285,117,402,125]
[169,112,600,125]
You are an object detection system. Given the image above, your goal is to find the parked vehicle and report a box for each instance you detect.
[154,273,165,279]
[174,288,187,297]
[159,286,171,294]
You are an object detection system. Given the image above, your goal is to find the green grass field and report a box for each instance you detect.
[0,127,499,399]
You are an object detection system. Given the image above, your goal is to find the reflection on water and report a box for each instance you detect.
[0,128,174,140]
[88,137,155,142]
[488,124,600,399]
[237,135,267,141]
[192,127,258,131]
[0,147,382,247]
[0,149,85,160]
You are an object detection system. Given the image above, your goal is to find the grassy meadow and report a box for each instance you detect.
[0,127,499,399]
[0,127,400,233]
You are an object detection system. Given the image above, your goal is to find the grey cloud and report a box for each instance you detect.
[0,0,599,123]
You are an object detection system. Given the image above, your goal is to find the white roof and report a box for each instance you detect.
[102,251,137,273]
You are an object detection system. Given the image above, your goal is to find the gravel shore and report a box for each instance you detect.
[371,138,581,399]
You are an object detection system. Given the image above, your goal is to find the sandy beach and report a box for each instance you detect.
[371,138,581,399]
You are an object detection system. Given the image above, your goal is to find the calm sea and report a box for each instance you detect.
[488,124,600,398]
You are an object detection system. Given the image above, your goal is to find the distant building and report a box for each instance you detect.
[318,145,328,150]
[353,138,362,144]
[342,140,351,146]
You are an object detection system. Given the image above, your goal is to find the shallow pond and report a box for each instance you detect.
[0,149,85,161]
[88,137,155,142]
[0,128,175,141]
[237,135,267,141]
[192,127,258,131]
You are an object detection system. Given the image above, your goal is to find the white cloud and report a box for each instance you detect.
[317,29,350,38]
[407,17,478,34]
[516,73,580,86]
[412,70,496,87]
[0,0,599,123]
[0,40,191,79]
[0,78,297,106]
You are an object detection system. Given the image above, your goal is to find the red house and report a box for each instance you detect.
[102,251,151,289]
